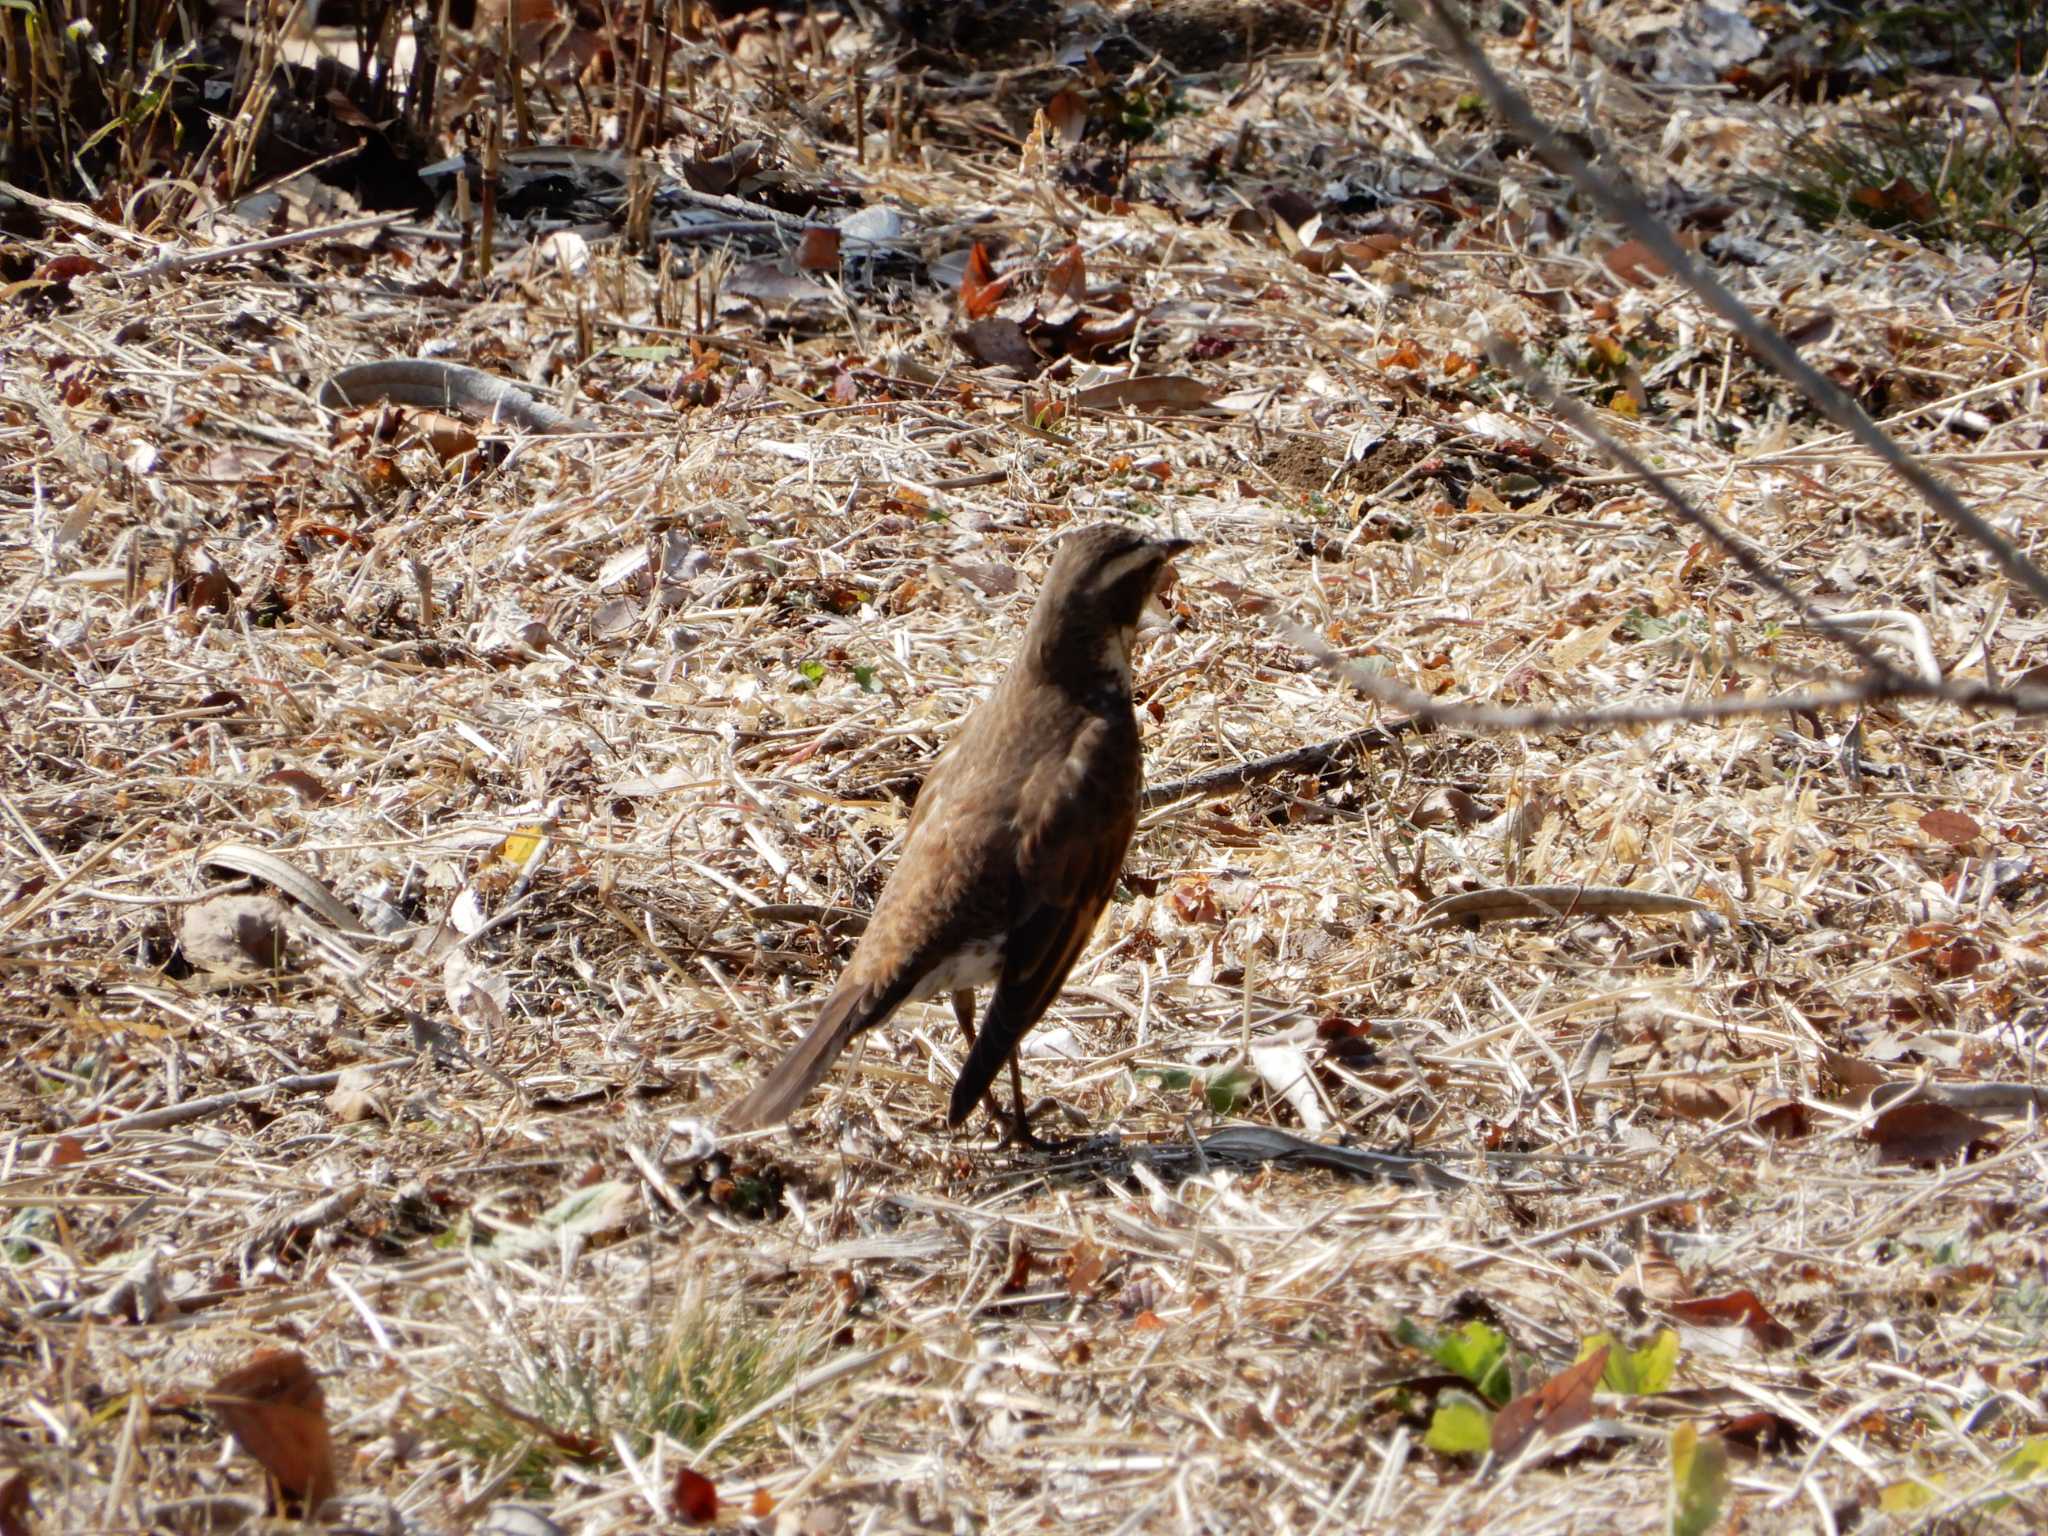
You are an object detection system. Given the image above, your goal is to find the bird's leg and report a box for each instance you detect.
[999,1053,1067,1151]
[952,989,1006,1127]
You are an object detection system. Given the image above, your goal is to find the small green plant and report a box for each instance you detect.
[1778,98,2048,262]
[429,1295,816,1495]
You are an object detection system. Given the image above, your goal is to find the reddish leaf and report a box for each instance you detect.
[0,1472,31,1536]
[35,253,104,286]
[1044,242,1087,304]
[207,1350,337,1511]
[1063,1238,1105,1298]
[797,226,841,271]
[1045,88,1088,146]
[1490,1344,1607,1460]
[1603,239,1669,288]
[1669,1289,1795,1349]
[672,1467,718,1525]
[1866,1101,2000,1166]
[1918,809,1982,847]
[261,768,334,806]
[960,242,1010,319]
[1707,1409,1806,1457]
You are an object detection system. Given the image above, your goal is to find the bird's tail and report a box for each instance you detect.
[724,987,870,1130]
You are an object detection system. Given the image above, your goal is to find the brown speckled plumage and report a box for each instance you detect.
[725,524,1188,1141]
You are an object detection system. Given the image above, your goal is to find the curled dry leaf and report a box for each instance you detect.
[1668,1290,1795,1350]
[1632,1230,1692,1303]
[207,1349,337,1511]
[1490,1344,1607,1461]
[960,241,1009,319]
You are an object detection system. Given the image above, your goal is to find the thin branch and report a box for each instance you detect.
[1408,0,2048,611]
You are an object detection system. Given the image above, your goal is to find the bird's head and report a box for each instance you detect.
[1023,523,1192,697]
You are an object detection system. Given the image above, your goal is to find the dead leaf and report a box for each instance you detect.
[672,1467,718,1525]
[180,895,293,975]
[1603,239,1669,288]
[1044,242,1087,304]
[1490,1344,1607,1460]
[952,318,1038,371]
[1045,88,1088,146]
[1917,809,1981,847]
[1866,1100,2000,1166]
[1633,1231,1691,1302]
[797,226,841,271]
[1669,1290,1795,1349]
[1070,375,1219,414]
[960,241,1010,319]
[0,1472,31,1536]
[207,1350,337,1511]
[1063,1237,1106,1298]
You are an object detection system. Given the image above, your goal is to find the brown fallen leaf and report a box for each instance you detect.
[1063,1237,1106,1298]
[1603,239,1669,288]
[1045,88,1087,146]
[1917,808,1982,847]
[796,226,841,271]
[1866,1100,2001,1166]
[207,1349,337,1512]
[960,241,1010,319]
[952,318,1038,372]
[1490,1344,1607,1460]
[672,1466,718,1525]
[1668,1290,1795,1350]
[1633,1231,1692,1303]
[1070,375,1220,414]
[0,1472,31,1536]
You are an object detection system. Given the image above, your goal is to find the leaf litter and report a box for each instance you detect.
[1,0,2045,1531]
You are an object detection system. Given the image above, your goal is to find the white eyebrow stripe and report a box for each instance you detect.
[1090,547,1157,590]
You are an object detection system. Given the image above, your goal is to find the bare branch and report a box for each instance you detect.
[1407,0,2048,612]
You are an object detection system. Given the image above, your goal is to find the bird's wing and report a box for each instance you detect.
[946,722,1137,1124]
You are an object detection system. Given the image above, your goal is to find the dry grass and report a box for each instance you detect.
[3,2,2047,1532]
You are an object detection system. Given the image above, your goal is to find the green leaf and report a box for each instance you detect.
[1877,1475,1941,1514]
[1584,1329,1678,1395]
[851,663,879,692]
[793,659,827,691]
[1669,1422,1729,1536]
[1424,1390,1494,1457]
[610,343,685,361]
[1987,1435,2048,1511]
[1203,1065,1253,1115]
[1395,1317,1512,1405]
